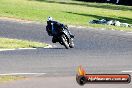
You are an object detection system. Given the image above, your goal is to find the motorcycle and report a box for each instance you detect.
[51,25,74,49]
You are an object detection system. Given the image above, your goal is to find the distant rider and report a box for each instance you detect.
[46,17,74,43]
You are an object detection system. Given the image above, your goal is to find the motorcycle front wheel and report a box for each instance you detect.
[69,38,74,48]
[61,34,70,49]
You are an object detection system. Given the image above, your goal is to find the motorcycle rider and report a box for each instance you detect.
[46,17,74,43]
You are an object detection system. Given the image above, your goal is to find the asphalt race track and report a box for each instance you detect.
[0,20,132,88]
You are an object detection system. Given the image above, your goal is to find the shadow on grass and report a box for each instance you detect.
[65,11,132,24]
[29,0,132,11]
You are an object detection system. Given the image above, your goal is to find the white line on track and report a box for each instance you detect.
[120,30,124,31]
[69,25,87,29]
[44,45,52,48]
[16,48,37,50]
[121,70,132,73]
[127,32,132,34]
[0,45,52,51]
[0,48,36,51]
[0,73,46,76]
[0,49,16,51]
[101,28,105,30]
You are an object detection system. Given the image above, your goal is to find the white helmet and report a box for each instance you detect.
[48,17,53,21]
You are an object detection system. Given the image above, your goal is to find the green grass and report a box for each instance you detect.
[0,38,48,49]
[0,0,132,31]
[0,76,24,83]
